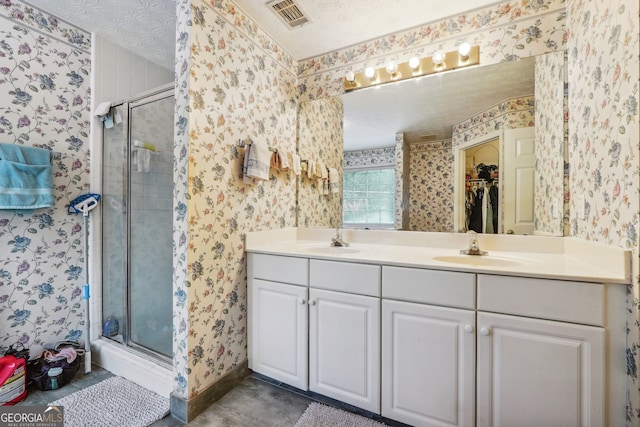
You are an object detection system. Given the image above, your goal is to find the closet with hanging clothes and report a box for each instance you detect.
[466,179,499,234]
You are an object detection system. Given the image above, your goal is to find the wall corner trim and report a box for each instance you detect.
[169,361,250,423]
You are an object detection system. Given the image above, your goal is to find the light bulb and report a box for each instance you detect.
[385,61,398,75]
[364,67,375,79]
[345,71,355,83]
[432,50,446,66]
[458,42,471,58]
[408,57,420,70]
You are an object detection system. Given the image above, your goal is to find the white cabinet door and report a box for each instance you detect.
[309,288,380,413]
[382,300,476,427]
[477,312,604,427]
[249,279,308,390]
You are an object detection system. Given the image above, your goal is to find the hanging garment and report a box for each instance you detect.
[468,187,484,233]
[481,186,489,233]
[489,184,499,233]
[486,189,494,234]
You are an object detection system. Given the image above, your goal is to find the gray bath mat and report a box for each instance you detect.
[294,402,390,427]
[49,376,169,427]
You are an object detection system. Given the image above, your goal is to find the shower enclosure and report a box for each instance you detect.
[102,85,174,362]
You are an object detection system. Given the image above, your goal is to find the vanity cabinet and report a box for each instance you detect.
[476,274,605,427]
[248,254,381,413]
[248,252,622,426]
[247,254,309,390]
[308,259,381,412]
[309,288,380,413]
[476,312,603,427]
[382,300,475,427]
[381,267,476,427]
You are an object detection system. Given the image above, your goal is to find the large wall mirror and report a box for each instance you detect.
[298,51,566,236]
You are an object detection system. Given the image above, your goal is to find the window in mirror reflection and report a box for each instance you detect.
[343,168,395,228]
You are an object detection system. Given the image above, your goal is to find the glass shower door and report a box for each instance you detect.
[102,105,128,346]
[102,87,173,360]
[128,92,173,357]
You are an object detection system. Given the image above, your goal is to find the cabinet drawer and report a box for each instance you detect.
[310,259,380,296]
[250,253,308,286]
[477,274,604,326]
[382,266,475,309]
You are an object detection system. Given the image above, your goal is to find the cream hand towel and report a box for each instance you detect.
[307,160,316,178]
[242,145,252,184]
[290,153,301,176]
[278,149,290,170]
[245,140,270,181]
[329,168,339,194]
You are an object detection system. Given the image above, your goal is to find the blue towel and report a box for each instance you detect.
[0,143,54,210]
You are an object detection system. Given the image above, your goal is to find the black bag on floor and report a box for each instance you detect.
[27,350,81,391]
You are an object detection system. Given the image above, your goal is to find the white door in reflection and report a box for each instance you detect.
[502,127,535,235]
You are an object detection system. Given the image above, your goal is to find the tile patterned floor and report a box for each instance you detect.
[15,365,408,426]
[152,375,313,427]
[15,365,312,426]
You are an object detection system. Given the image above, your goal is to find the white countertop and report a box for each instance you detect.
[245,228,631,284]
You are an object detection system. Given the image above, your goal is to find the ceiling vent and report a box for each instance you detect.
[419,134,437,142]
[267,0,309,29]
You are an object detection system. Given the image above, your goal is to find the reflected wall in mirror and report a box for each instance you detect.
[297,97,344,228]
[333,51,567,235]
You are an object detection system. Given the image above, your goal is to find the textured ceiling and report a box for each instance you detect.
[27,0,503,68]
[26,0,530,151]
[234,0,504,60]
[24,0,177,70]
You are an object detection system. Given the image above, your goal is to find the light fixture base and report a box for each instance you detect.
[344,45,480,92]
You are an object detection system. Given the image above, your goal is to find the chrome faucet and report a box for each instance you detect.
[331,227,350,247]
[460,230,487,255]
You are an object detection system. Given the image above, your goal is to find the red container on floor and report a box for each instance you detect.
[0,355,27,405]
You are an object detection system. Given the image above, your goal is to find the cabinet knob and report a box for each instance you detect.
[299,299,306,305]
[480,327,491,336]
[308,300,316,306]
[464,324,474,333]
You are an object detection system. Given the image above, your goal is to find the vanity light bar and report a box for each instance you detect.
[344,45,480,92]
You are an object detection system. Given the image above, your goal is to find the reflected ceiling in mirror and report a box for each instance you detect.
[341,57,535,150]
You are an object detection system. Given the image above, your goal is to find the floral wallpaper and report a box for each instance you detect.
[566,0,639,424]
[395,133,407,229]
[297,0,567,103]
[297,97,343,228]
[452,96,535,147]
[172,0,191,400]
[408,141,455,232]
[175,0,298,400]
[534,50,566,236]
[0,1,91,356]
[7,0,635,423]
[178,0,640,422]
[344,146,395,169]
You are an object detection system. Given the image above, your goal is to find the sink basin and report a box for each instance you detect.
[432,255,525,268]
[303,246,360,255]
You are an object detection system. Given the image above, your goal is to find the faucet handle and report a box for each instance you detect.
[462,230,486,255]
[466,230,479,250]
